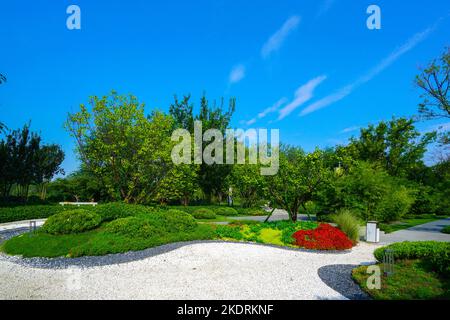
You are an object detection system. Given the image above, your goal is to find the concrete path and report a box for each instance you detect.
[380,218,450,244]
[230,209,315,222]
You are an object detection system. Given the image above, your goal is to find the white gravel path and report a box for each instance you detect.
[0,241,379,300]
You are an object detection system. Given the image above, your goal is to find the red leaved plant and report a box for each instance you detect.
[292,223,353,250]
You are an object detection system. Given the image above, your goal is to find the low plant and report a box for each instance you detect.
[94,202,152,222]
[441,226,450,234]
[329,209,361,242]
[0,205,67,223]
[292,223,353,250]
[191,208,216,219]
[373,241,450,276]
[41,209,102,235]
[214,207,238,216]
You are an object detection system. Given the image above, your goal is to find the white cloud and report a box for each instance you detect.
[244,98,287,126]
[340,126,360,134]
[261,16,301,59]
[278,75,327,120]
[317,0,336,17]
[229,64,246,84]
[299,25,436,116]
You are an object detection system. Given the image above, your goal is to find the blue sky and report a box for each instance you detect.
[1,0,449,174]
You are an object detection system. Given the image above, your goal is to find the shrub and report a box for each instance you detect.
[191,208,216,219]
[0,205,68,223]
[103,209,197,238]
[374,241,450,276]
[215,225,243,240]
[292,223,353,250]
[329,209,361,242]
[41,209,102,235]
[441,226,450,234]
[94,202,152,222]
[215,207,238,216]
[103,216,165,239]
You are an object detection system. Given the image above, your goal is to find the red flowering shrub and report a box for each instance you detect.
[292,223,353,250]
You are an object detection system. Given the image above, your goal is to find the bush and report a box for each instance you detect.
[103,209,197,238]
[41,209,102,235]
[292,223,353,250]
[191,208,216,219]
[0,205,78,223]
[441,226,450,234]
[330,209,361,242]
[215,225,243,240]
[374,241,450,277]
[104,216,165,239]
[215,207,238,216]
[94,202,152,222]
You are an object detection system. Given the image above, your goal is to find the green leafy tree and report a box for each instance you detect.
[169,94,236,203]
[415,48,450,120]
[65,91,175,203]
[33,145,65,200]
[154,164,200,205]
[264,146,333,222]
[346,117,435,177]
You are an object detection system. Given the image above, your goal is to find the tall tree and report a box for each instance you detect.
[347,117,435,177]
[264,146,333,222]
[65,91,175,203]
[34,144,65,200]
[169,94,236,202]
[415,47,450,120]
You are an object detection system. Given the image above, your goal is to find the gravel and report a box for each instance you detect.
[0,230,380,299]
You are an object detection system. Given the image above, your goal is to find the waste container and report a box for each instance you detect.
[366,221,380,243]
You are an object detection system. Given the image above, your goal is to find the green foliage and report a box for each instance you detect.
[231,162,265,208]
[415,47,450,120]
[353,260,449,300]
[41,209,101,235]
[94,202,152,222]
[154,164,200,205]
[264,146,334,222]
[441,226,450,234]
[191,208,216,219]
[0,123,64,200]
[214,207,238,216]
[317,161,415,222]
[374,241,450,277]
[0,205,69,223]
[103,216,165,239]
[65,91,175,203]
[345,117,435,177]
[330,209,361,242]
[214,225,244,240]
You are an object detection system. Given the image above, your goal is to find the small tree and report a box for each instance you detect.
[264,146,332,222]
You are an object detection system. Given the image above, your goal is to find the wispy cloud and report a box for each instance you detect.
[261,16,301,59]
[229,64,246,84]
[299,24,437,116]
[278,75,327,120]
[317,0,336,18]
[340,125,360,134]
[245,98,288,125]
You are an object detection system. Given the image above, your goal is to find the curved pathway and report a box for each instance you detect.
[380,218,450,244]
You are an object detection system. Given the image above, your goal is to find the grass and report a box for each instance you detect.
[1,219,319,258]
[352,260,449,300]
[379,214,449,234]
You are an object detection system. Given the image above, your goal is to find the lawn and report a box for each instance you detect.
[379,214,449,233]
[0,204,319,258]
[352,260,449,300]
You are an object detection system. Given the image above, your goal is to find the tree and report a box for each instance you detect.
[415,48,450,120]
[169,94,236,202]
[0,74,5,84]
[264,146,333,222]
[346,117,435,177]
[154,164,200,205]
[34,144,65,200]
[65,91,175,203]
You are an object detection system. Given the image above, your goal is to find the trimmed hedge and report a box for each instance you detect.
[93,202,153,222]
[41,209,102,235]
[374,241,450,276]
[191,208,216,219]
[0,205,70,223]
[103,209,197,238]
[215,207,238,216]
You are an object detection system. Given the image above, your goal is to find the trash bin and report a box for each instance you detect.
[366,221,379,243]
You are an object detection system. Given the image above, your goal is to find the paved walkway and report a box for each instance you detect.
[380,218,450,244]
